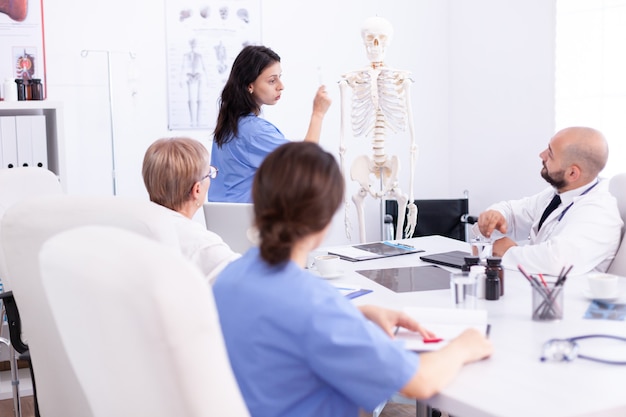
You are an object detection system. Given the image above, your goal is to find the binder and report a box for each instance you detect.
[0,116,18,169]
[30,115,48,168]
[15,116,35,168]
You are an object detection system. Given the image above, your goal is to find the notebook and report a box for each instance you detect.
[420,250,471,269]
[203,202,256,254]
[395,307,489,351]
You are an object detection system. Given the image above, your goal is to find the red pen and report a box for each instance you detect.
[423,337,443,344]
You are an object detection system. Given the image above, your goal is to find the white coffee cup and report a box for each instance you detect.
[314,254,340,277]
[587,272,619,299]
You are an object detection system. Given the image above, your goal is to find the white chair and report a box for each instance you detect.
[608,172,626,276]
[39,225,250,417]
[203,202,256,254]
[0,167,62,283]
[0,167,63,417]
[0,194,183,417]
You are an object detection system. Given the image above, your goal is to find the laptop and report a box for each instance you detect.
[420,250,471,269]
[203,202,257,254]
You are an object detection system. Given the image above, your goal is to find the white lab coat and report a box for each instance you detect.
[488,178,623,276]
[169,210,241,284]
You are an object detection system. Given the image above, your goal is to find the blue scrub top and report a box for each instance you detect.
[213,248,419,417]
[208,114,288,203]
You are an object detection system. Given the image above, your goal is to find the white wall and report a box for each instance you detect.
[448,0,556,216]
[41,0,555,245]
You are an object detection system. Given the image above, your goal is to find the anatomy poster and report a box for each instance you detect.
[0,0,46,97]
[165,0,262,130]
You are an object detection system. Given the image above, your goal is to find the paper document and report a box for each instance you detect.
[331,283,373,300]
[396,307,489,351]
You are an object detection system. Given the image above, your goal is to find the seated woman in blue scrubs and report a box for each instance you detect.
[213,142,493,417]
[208,45,331,203]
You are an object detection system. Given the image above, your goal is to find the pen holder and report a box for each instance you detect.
[532,283,564,321]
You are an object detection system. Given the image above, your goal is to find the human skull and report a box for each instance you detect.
[360,16,394,63]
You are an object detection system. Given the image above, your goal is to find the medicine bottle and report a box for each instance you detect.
[462,256,480,273]
[486,256,504,296]
[3,79,17,101]
[30,79,43,100]
[469,264,486,299]
[15,79,26,101]
[485,269,500,300]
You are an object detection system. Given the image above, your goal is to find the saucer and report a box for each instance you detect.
[583,289,621,301]
[314,270,343,280]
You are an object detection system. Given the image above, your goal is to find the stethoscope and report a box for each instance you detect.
[555,180,599,222]
[541,334,626,365]
[532,180,600,239]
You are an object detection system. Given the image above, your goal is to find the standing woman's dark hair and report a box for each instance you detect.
[214,45,281,147]
[252,142,344,265]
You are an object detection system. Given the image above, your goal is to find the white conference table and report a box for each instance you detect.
[322,235,626,417]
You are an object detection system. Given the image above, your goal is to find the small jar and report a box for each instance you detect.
[24,79,32,100]
[15,79,26,101]
[30,79,43,100]
[469,264,486,299]
[462,255,480,273]
[486,256,504,296]
[3,79,17,101]
[485,269,500,300]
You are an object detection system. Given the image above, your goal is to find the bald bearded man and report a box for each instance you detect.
[476,126,623,276]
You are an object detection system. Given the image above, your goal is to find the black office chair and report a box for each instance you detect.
[385,198,477,241]
[0,291,39,417]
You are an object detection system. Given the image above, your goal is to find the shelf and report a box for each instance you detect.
[0,101,66,191]
[0,100,63,110]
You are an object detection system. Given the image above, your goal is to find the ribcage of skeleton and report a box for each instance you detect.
[350,69,409,138]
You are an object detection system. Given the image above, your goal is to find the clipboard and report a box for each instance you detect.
[327,241,424,262]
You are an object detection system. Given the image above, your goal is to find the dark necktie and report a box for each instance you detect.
[538,194,561,231]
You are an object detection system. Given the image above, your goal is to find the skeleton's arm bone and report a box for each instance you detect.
[339,78,352,240]
[403,77,417,202]
[352,188,369,243]
[388,187,409,240]
[403,77,418,237]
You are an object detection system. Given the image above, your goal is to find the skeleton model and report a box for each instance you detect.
[339,16,418,243]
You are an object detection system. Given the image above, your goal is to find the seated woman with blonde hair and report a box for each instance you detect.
[142,137,239,283]
[213,141,493,417]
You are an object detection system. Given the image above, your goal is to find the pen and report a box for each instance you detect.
[529,274,544,290]
[423,337,443,344]
[517,265,543,291]
[538,273,548,288]
[383,241,415,250]
[556,265,573,287]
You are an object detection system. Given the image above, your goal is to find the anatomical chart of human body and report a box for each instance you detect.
[165,0,261,130]
[0,0,46,98]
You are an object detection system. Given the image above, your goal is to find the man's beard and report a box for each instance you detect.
[541,166,567,189]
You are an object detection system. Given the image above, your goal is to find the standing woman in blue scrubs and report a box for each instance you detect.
[208,45,331,203]
[213,142,493,417]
